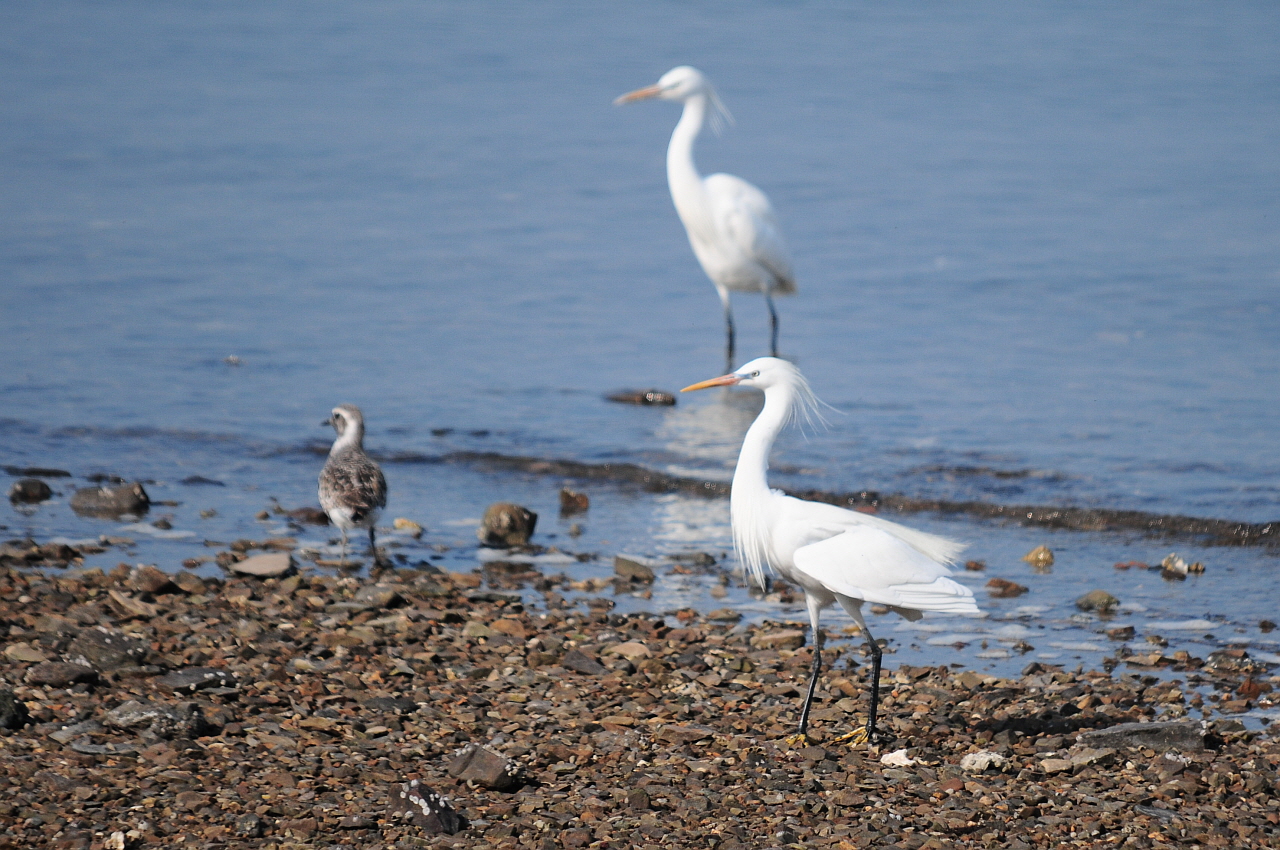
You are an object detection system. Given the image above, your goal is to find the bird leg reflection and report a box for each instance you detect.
[765,290,779,357]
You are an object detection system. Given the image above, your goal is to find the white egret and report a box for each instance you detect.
[682,358,980,743]
[617,66,796,370]
[319,404,388,565]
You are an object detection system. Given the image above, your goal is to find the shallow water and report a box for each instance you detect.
[2,4,1279,691]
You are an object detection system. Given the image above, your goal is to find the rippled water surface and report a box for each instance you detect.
[2,3,1278,685]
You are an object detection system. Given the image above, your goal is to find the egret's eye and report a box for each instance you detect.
[751,370,760,378]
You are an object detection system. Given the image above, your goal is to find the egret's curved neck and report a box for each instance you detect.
[330,423,364,456]
[667,95,709,224]
[731,384,792,500]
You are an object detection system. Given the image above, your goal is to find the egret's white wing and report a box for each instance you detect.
[773,494,966,566]
[705,173,796,293]
[792,526,978,614]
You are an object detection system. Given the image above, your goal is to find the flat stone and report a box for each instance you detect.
[749,629,806,650]
[104,699,213,739]
[0,688,30,730]
[447,742,523,790]
[1076,719,1204,752]
[1040,757,1073,774]
[129,565,176,595]
[960,751,1009,772]
[656,724,715,744]
[49,720,105,745]
[25,661,98,687]
[561,648,608,675]
[389,780,464,834]
[352,584,402,609]
[155,667,236,694]
[705,608,742,623]
[230,552,294,577]
[614,555,656,583]
[606,641,652,660]
[65,629,149,671]
[4,642,48,663]
[70,482,150,518]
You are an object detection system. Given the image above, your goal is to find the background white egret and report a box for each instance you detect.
[683,358,981,743]
[319,404,388,565]
[617,66,796,370]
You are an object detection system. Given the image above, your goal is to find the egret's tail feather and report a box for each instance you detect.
[887,577,980,615]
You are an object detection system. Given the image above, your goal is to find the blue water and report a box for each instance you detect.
[2,3,1278,683]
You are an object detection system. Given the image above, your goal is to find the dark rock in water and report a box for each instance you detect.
[1075,589,1119,612]
[25,661,98,688]
[70,482,150,518]
[180,475,225,486]
[614,555,656,583]
[478,502,538,547]
[1076,719,1204,752]
[561,648,608,675]
[559,487,590,515]
[390,779,464,834]
[606,389,677,406]
[0,688,30,731]
[3,465,71,478]
[448,742,523,791]
[287,505,330,525]
[155,667,237,694]
[9,478,53,504]
[66,628,150,671]
[986,577,1029,598]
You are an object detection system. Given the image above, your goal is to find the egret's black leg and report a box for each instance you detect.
[765,290,780,357]
[864,631,883,743]
[724,299,736,373]
[796,627,824,739]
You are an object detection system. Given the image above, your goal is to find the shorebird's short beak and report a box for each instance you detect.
[681,373,741,392]
[614,84,663,106]
[320,418,333,427]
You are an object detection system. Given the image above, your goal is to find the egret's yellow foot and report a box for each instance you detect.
[784,732,810,748]
[830,725,871,747]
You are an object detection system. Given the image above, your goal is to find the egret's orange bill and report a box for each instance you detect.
[614,85,662,106]
[681,373,741,392]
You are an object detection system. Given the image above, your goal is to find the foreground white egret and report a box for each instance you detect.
[617,66,796,369]
[319,404,388,565]
[682,358,980,743]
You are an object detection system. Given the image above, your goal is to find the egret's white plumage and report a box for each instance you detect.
[683,358,980,743]
[617,66,796,368]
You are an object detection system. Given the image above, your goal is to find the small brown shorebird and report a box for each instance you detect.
[318,404,387,566]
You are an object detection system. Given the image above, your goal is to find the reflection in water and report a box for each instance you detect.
[656,386,763,475]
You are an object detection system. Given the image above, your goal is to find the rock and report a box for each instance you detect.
[960,751,1009,772]
[1022,545,1054,568]
[65,629,150,671]
[986,577,1028,598]
[393,517,423,537]
[614,555,656,583]
[1075,589,1119,612]
[49,719,105,744]
[605,389,677,406]
[1068,746,1116,768]
[70,482,150,518]
[9,478,53,504]
[880,749,916,767]
[749,629,806,651]
[656,724,715,745]
[172,571,207,594]
[389,780,464,834]
[606,641,651,660]
[230,552,293,577]
[234,813,264,838]
[104,700,212,739]
[559,488,590,515]
[3,465,71,478]
[1040,757,1073,774]
[0,688,30,730]
[477,502,538,547]
[561,648,608,675]
[130,565,176,595]
[155,667,236,694]
[107,590,159,619]
[447,742,523,791]
[25,662,98,688]
[287,506,329,525]
[626,788,651,809]
[705,608,742,623]
[964,560,986,571]
[1106,625,1135,641]
[1076,719,1204,752]
[4,642,48,663]
[352,584,402,610]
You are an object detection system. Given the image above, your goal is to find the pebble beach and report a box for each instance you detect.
[2,539,1278,849]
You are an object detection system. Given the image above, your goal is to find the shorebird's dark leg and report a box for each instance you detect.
[765,289,780,357]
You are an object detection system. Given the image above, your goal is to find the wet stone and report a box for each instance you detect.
[69,482,150,518]
[129,564,176,594]
[1076,719,1204,752]
[230,551,293,577]
[614,555,656,583]
[986,577,1029,598]
[155,667,236,694]
[9,478,53,504]
[559,487,590,515]
[390,780,464,834]
[65,628,149,671]
[605,389,677,406]
[1075,589,1119,612]
[478,502,538,547]
[25,661,98,688]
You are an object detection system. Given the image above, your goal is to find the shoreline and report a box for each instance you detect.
[2,561,1277,848]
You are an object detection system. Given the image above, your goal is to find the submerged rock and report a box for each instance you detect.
[1022,545,1054,569]
[614,555,656,583]
[986,577,1028,598]
[559,487,590,515]
[8,478,53,504]
[478,502,537,547]
[70,482,150,518]
[1075,589,1119,612]
[605,389,677,406]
